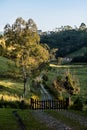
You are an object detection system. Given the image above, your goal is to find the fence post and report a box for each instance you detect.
[30,98,34,109]
[30,98,69,110]
[66,98,69,109]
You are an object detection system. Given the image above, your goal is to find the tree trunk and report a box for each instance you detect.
[22,64,27,97]
[23,77,27,97]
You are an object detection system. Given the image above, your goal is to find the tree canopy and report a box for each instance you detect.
[41,23,87,58]
[4,17,49,72]
[4,17,49,96]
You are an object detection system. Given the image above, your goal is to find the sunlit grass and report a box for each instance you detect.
[0,94,20,101]
[0,79,23,90]
[50,64,69,68]
[0,78,38,103]
[0,79,23,96]
[0,78,24,102]
[50,63,85,68]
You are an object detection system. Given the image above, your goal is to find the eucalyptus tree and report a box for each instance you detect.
[79,22,86,30]
[0,37,5,56]
[4,17,49,96]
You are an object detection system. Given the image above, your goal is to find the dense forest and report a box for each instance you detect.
[41,23,87,62]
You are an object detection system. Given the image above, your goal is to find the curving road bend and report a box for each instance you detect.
[40,83,52,100]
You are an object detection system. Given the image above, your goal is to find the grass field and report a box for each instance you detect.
[0,56,87,104]
[0,79,24,102]
[0,79,23,96]
[0,56,87,129]
[0,56,33,100]
[0,56,23,101]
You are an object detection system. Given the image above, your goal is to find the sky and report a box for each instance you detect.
[0,0,87,31]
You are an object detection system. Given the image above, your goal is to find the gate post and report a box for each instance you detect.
[66,98,69,109]
[30,98,34,109]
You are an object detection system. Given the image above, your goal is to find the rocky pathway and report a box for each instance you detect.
[33,110,72,130]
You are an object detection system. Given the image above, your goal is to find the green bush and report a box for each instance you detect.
[0,100,30,109]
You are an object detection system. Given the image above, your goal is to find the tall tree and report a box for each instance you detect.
[79,22,86,30]
[4,17,49,96]
[0,37,5,56]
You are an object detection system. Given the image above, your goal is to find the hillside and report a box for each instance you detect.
[0,56,20,78]
[0,56,24,99]
[67,47,87,58]
[41,28,87,58]
[0,56,49,101]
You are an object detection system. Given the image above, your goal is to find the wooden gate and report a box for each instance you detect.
[30,98,69,110]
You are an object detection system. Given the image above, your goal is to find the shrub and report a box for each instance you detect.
[0,99,30,109]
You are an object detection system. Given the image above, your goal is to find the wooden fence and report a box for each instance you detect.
[30,98,69,110]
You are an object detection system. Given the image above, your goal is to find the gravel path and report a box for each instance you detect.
[33,110,72,130]
[40,83,52,100]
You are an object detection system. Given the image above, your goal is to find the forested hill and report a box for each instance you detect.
[40,23,87,58]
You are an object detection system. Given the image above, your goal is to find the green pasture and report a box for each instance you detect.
[0,78,34,102]
[0,56,23,100]
[0,79,23,98]
[0,56,40,100]
[0,56,87,103]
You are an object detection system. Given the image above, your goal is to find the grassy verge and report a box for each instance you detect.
[45,110,87,130]
[0,108,18,130]
[69,110,87,117]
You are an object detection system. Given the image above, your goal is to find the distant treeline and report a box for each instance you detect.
[40,23,87,62]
